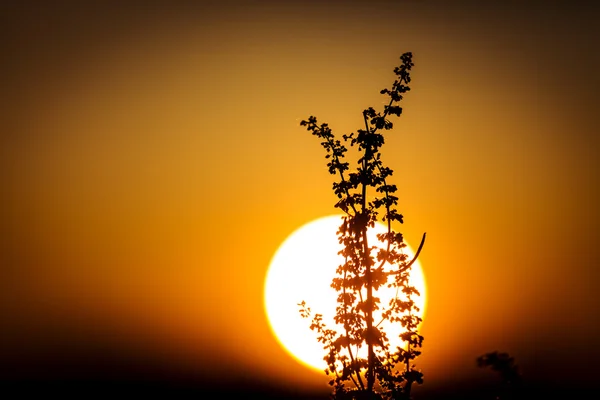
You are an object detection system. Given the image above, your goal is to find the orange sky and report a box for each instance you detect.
[1,1,599,398]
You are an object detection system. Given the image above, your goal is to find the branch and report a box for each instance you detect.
[323,132,359,216]
[342,259,365,390]
[365,71,409,273]
[374,231,426,328]
[387,232,426,276]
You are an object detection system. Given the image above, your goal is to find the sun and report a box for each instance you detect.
[264,215,426,372]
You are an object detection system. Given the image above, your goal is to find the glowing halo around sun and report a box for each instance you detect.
[264,215,427,372]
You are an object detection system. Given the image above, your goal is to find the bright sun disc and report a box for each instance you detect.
[264,215,427,372]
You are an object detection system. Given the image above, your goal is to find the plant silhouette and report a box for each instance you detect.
[477,351,522,399]
[298,53,426,400]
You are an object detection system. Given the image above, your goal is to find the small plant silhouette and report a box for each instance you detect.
[298,53,426,400]
[477,351,522,399]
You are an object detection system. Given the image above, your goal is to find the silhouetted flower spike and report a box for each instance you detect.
[299,52,426,400]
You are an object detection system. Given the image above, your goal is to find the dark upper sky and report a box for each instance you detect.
[1,1,599,398]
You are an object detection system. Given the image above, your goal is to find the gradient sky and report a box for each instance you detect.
[2,1,599,398]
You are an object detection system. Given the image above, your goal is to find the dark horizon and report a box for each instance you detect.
[2,338,597,398]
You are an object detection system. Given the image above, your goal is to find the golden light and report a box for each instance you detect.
[264,215,427,372]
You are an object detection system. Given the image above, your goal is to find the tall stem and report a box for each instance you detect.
[362,133,375,394]
[364,226,374,392]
